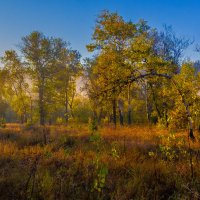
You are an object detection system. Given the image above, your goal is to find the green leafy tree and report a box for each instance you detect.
[21,32,69,125]
[53,47,81,123]
[1,50,31,123]
[86,11,138,127]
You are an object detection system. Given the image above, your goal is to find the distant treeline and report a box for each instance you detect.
[0,11,200,138]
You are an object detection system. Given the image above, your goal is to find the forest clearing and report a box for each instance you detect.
[0,123,200,199]
[1,0,200,199]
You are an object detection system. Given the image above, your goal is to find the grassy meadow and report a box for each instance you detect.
[0,124,200,200]
[1,2,200,200]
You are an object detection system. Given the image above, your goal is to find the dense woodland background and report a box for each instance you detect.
[1,11,200,199]
[0,10,200,134]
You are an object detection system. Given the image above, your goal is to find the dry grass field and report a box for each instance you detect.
[0,124,200,200]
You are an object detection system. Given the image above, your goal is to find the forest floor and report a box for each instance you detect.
[0,123,200,200]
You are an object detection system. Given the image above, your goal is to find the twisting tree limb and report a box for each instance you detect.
[94,71,195,140]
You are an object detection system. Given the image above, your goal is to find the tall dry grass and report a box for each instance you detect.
[0,123,200,199]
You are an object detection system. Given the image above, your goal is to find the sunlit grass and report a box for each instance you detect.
[0,123,200,199]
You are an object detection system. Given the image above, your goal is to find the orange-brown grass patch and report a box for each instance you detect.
[0,124,200,199]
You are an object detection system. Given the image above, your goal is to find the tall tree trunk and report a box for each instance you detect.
[39,82,45,126]
[98,109,103,124]
[145,82,152,124]
[149,83,162,120]
[163,103,169,128]
[182,97,195,140]
[30,97,33,124]
[112,98,117,128]
[65,79,70,124]
[127,84,132,125]
[39,79,47,145]
[146,99,152,124]
[65,89,68,123]
[118,99,124,126]
[118,109,124,126]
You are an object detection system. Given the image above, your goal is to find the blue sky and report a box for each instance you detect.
[0,0,200,60]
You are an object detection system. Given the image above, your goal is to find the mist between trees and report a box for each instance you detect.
[0,10,200,139]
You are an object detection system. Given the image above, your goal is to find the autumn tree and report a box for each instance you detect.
[144,26,191,126]
[83,57,111,124]
[1,50,31,123]
[85,10,196,141]
[0,68,9,120]
[21,32,69,125]
[86,11,171,126]
[53,47,81,123]
[86,10,138,127]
